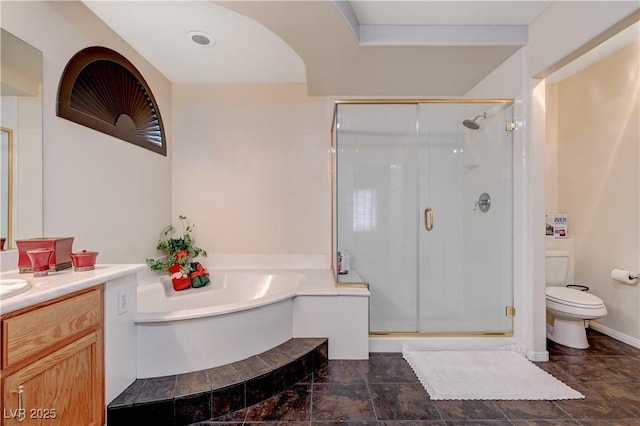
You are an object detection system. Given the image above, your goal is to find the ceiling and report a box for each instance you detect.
[1,29,42,97]
[82,1,619,96]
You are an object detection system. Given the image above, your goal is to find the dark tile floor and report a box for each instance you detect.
[193,329,640,425]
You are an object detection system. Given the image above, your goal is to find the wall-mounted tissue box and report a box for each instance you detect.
[15,237,75,273]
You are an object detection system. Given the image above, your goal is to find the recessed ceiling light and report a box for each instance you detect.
[187,31,214,47]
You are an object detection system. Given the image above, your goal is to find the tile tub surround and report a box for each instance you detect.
[189,329,640,425]
[107,338,328,426]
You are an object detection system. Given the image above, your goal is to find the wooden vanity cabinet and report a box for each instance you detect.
[1,286,105,426]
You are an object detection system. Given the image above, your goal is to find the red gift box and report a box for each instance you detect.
[15,237,74,273]
[168,263,191,291]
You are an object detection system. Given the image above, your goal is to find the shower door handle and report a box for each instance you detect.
[425,208,433,231]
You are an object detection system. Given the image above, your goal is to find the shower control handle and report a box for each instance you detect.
[474,192,491,213]
[425,208,433,231]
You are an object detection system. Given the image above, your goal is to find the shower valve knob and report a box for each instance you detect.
[474,193,491,213]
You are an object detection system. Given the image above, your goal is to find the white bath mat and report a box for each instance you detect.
[402,347,584,401]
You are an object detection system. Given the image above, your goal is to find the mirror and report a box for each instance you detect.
[0,29,43,250]
[1,128,13,247]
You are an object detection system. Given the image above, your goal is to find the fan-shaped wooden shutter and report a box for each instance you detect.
[57,46,166,156]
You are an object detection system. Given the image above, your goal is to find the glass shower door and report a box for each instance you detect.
[417,103,514,333]
[336,104,419,333]
[335,101,514,335]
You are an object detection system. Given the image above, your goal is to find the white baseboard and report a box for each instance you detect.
[526,351,549,362]
[589,321,640,349]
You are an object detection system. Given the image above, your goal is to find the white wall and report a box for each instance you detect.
[1,2,172,263]
[465,50,541,357]
[550,42,640,345]
[527,1,639,78]
[529,2,639,349]
[104,275,139,404]
[171,83,331,259]
[467,1,639,357]
[544,83,559,214]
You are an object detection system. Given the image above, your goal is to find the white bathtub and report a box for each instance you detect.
[136,270,304,322]
[135,270,304,378]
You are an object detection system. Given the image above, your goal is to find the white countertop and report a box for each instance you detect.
[0,264,147,315]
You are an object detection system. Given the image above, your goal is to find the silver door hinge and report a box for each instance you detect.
[505,120,517,131]
[506,306,516,317]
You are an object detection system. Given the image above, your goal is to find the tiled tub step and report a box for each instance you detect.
[107,338,328,426]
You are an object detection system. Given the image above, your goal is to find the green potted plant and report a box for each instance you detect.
[146,215,209,291]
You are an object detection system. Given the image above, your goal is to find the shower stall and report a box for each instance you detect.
[332,100,515,335]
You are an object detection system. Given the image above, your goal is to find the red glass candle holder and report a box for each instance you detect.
[26,248,54,277]
[69,250,99,271]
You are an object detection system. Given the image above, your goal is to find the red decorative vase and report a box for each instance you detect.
[168,263,191,291]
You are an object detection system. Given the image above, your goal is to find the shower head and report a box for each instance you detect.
[463,112,487,130]
[462,118,480,130]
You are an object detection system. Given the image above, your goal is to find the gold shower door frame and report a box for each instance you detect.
[330,98,515,338]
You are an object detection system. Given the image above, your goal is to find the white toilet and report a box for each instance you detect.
[545,250,607,349]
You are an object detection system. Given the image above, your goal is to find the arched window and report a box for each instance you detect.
[57,46,166,156]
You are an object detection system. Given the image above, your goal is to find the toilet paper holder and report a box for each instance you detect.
[619,271,639,280]
[611,268,639,285]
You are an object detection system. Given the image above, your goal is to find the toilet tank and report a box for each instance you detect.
[546,250,569,286]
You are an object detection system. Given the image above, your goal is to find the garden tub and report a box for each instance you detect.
[135,270,304,377]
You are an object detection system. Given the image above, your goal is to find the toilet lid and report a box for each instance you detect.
[546,287,605,308]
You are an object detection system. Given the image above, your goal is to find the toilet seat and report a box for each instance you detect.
[546,286,607,317]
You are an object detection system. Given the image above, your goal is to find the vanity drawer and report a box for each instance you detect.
[1,287,103,369]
